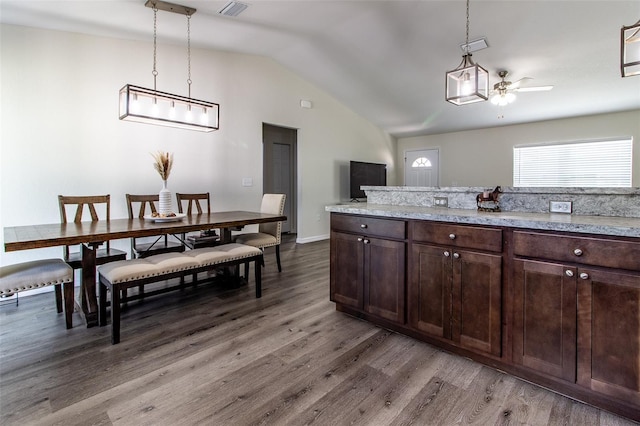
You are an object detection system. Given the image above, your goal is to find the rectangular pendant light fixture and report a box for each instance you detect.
[445,0,489,105]
[119,85,219,132]
[621,20,640,77]
[119,0,220,132]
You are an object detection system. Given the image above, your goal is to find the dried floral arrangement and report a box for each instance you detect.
[151,151,173,181]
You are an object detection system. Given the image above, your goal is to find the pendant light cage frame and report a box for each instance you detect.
[621,20,640,78]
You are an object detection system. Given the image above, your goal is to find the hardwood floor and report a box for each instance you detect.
[0,236,636,425]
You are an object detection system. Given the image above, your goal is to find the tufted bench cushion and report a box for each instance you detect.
[99,243,261,284]
[98,243,263,344]
[0,259,75,328]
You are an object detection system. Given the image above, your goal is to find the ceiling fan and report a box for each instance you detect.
[490,70,554,106]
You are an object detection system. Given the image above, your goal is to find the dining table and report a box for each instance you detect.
[3,211,287,327]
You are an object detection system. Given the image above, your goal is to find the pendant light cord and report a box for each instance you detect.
[186,14,192,99]
[465,0,470,54]
[152,6,158,92]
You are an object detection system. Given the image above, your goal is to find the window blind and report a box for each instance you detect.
[513,138,633,187]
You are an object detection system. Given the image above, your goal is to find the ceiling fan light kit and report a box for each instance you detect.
[621,19,640,77]
[445,0,489,105]
[119,0,220,132]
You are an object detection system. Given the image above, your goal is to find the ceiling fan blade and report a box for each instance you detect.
[509,77,533,89]
[514,85,554,92]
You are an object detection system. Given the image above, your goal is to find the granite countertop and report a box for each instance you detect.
[326,203,640,238]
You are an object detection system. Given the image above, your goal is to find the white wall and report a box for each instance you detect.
[0,24,396,265]
[397,110,640,187]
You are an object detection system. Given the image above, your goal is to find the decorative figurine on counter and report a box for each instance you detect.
[477,186,502,212]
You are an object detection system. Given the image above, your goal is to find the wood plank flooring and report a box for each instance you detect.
[1,236,637,425]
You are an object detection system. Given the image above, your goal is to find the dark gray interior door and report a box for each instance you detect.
[263,123,296,233]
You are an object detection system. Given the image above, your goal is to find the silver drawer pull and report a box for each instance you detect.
[360,224,368,229]
[444,251,450,257]
[565,270,574,277]
[580,272,589,280]
[363,239,370,244]
[453,252,460,259]
[573,248,583,256]
[357,237,363,242]
[449,233,456,240]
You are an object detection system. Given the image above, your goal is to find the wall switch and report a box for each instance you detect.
[242,178,253,187]
[550,200,572,213]
[434,197,448,207]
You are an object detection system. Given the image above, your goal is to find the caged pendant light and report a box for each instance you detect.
[445,0,489,105]
[621,19,640,77]
[119,0,219,132]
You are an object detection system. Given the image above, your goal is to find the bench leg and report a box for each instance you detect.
[99,280,107,327]
[54,284,63,313]
[111,284,121,344]
[255,256,262,298]
[63,281,74,329]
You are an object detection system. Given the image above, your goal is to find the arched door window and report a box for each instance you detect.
[412,157,432,168]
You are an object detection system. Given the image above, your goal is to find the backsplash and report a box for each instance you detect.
[362,186,640,218]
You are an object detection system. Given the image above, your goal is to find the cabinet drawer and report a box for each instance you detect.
[411,221,502,252]
[331,213,406,239]
[513,231,640,271]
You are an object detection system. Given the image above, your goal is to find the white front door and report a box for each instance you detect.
[405,149,439,187]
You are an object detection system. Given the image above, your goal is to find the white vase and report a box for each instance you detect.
[159,180,172,215]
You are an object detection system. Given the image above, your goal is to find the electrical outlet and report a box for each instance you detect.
[550,201,572,214]
[434,197,448,207]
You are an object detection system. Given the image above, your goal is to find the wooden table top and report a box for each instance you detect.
[4,211,286,252]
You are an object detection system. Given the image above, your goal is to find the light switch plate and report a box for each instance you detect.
[242,177,253,187]
[550,200,572,213]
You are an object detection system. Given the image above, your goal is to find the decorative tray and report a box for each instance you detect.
[143,213,186,223]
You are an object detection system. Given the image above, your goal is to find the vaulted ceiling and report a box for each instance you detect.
[2,0,639,137]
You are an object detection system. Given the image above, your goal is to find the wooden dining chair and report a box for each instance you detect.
[175,192,219,249]
[58,194,128,269]
[233,193,286,278]
[126,194,185,258]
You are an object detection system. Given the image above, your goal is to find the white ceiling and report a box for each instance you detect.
[2,0,639,137]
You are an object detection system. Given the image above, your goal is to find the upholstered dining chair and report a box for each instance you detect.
[58,194,128,269]
[233,193,286,277]
[176,192,219,249]
[126,194,185,258]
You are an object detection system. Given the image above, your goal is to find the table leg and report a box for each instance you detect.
[80,243,99,328]
[220,227,232,243]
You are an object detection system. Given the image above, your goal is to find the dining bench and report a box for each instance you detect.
[98,243,263,344]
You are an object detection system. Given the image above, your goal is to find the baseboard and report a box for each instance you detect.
[296,234,329,244]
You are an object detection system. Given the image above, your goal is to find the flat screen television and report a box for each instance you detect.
[350,161,387,200]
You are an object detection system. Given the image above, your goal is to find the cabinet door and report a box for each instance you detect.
[330,231,364,309]
[364,237,406,323]
[409,244,452,339]
[513,259,577,382]
[452,249,502,356]
[577,269,640,406]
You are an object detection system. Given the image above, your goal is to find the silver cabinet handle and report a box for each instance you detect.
[580,272,589,280]
[357,237,363,242]
[449,233,456,240]
[444,251,450,257]
[363,239,370,244]
[453,252,460,259]
[565,270,574,277]
[573,248,583,256]
[360,224,368,229]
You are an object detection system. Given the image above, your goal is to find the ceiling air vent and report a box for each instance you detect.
[218,1,249,17]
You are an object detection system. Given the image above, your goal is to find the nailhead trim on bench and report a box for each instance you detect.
[98,243,264,344]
